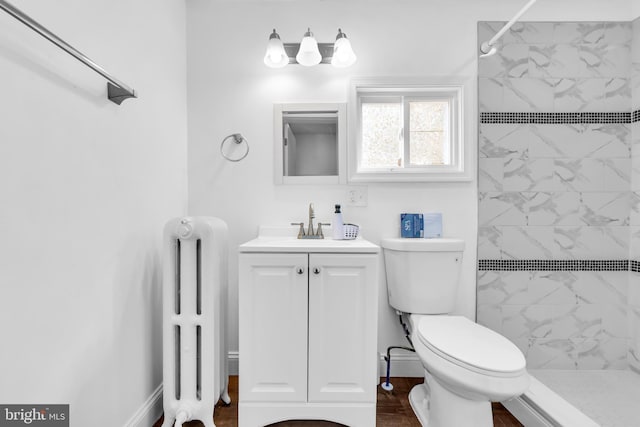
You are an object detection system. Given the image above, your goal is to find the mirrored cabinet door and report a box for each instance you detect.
[274,103,346,185]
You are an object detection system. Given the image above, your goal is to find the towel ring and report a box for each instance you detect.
[220,133,249,162]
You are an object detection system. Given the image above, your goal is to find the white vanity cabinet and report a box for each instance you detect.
[238,235,379,427]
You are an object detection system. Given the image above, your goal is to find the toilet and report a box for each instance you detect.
[381,237,529,427]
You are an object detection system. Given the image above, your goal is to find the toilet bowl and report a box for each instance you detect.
[408,314,529,426]
[381,238,529,427]
[412,315,529,401]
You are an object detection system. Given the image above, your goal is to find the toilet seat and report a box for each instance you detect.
[415,315,526,377]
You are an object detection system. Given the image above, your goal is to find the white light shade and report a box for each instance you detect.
[331,30,356,68]
[295,29,322,67]
[264,30,289,68]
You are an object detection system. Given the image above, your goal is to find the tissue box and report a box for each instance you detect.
[401,213,424,238]
[424,213,443,238]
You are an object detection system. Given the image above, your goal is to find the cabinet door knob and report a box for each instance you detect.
[296,267,304,275]
[313,267,321,274]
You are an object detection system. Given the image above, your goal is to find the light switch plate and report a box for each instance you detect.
[346,186,368,207]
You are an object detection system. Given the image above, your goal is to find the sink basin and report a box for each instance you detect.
[238,226,379,253]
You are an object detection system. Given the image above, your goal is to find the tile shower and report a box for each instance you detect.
[477,20,640,372]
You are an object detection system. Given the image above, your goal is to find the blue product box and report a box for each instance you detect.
[401,213,423,238]
[424,212,443,238]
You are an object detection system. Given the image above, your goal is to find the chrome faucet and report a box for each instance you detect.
[291,203,328,239]
[307,203,315,236]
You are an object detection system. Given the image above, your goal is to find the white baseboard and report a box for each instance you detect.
[378,351,424,378]
[232,350,421,378]
[123,383,163,427]
[228,350,239,375]
[229,350,420,378]
[124,351,238,427]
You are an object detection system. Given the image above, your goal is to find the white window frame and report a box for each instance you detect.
[348,77,475,182]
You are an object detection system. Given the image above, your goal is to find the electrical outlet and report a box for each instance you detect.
[346,186,368,207]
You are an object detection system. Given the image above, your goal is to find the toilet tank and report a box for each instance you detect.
[381,238,464,314]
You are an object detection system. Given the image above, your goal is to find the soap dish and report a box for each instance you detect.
[342,224,359,240]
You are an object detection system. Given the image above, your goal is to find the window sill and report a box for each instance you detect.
[348,169,473,183]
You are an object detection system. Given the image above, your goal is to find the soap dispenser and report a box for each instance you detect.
[332,204,344,240]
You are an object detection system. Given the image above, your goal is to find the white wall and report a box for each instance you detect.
[0,0,187,425]
[186,0,632,375]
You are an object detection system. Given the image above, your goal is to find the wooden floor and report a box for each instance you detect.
[153,376,523,427]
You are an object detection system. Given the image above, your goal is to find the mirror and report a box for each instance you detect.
[283,112,337,177]
[274,103,346,184]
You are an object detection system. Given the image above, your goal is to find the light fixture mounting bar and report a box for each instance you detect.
[284,43,335,65]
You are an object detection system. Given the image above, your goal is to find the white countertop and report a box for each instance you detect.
[238,225,379,254]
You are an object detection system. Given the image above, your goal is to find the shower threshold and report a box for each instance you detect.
[502,369,640,427]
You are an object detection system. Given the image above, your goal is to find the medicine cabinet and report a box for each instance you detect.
[274,103,347,185]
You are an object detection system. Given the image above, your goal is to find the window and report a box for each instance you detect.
[348,79,473,182]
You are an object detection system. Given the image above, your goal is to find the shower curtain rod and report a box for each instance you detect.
[479,0,538,58]
[0,0,136,105]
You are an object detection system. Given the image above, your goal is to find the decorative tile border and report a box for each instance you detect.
[478,259,630,271]
[631,260,640,272]
[633,109,640,123]
[480,112,632,124]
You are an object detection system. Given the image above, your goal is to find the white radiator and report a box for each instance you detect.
[161,217,230,427]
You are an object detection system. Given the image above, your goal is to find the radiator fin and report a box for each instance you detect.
[197,325,202,401]
[175,239,181,315]
[174,325,181,400]
[196,239,202,315]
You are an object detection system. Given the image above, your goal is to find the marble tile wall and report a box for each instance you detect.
[478,21,634,370]
[630,16,640,373]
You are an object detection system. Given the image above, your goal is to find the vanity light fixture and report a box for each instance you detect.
[263,28,357,68]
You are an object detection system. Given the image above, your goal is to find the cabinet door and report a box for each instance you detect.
[308,253,378,403]
[239,253,308,402]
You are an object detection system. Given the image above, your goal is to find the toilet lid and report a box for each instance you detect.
[416,316,526,374]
